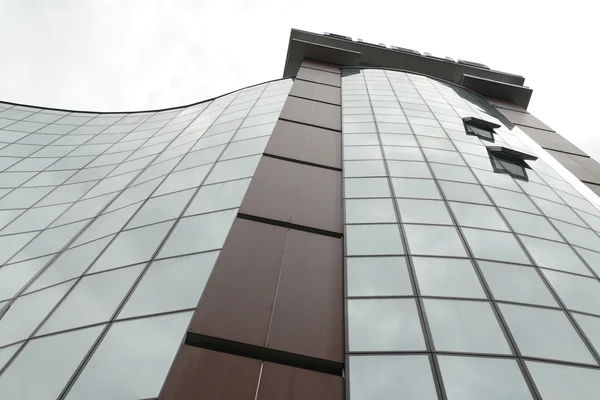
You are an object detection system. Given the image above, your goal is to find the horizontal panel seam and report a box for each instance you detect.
[263,152,342,171]
[237,212,343,239]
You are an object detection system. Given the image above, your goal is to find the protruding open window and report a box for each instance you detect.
[463,117,501,142]
[487,146,537,181]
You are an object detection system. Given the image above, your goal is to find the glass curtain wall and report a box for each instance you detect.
[0,78,292,400]
[342,68,600,400]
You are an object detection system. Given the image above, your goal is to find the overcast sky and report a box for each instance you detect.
[0,0,598,157]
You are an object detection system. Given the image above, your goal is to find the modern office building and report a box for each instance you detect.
[1,28,600,399]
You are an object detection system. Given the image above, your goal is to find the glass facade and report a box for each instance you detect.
[0,78,292,399]
[342,69,600,399]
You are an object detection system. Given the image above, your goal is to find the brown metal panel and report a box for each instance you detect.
[160,345,260,400]
[267,230,344,362]
[280,96,342,132]
[189,218,287,346]
[546,150,599,184]
[497,108,554,132]
[292,165,342,233]
[257,362,344,400]
[265,120,342,169]
[297,67,341,87]
[519,126,588,157]
[301,60,341,74]
[239,157,301,224]
[240,157,342,234]
[290,80,341,105]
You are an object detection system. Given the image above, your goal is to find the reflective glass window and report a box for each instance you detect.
[543,270,600,315]
[397,199,452,224]
[413,257,485,298]
[438,356,532,400]
[348,298,425,351]
[349,355,437,400]
[404,225,467,257]
[526,361,600,400]
[499,304,595,364]
[345,224,404,256]
[392,178,441,199]
[424,299,511,354]
[439,181,491,204]
[346,257,413,297]
[479,261,558,307]
[462,228,530,264]
[519,235,590,275]
[345,199,397,223]
[65,311,193,400]
[159,209,237,258]
[0,325,103,400]
[450,202,508,230]
[39,264,143,335]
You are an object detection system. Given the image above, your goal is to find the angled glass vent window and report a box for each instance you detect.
[463,117,500,142]
[487,146,537,181]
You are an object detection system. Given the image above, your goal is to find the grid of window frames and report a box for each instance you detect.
[0,78,292,400]
[342,68,600,400]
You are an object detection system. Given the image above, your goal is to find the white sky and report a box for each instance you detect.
[0,0,598,157]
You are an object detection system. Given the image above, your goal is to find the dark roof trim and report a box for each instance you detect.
[284,29,526,91]
[487,146,538,161]
[461,74,533,109]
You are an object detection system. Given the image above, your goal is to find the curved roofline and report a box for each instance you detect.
[0,76,294,115]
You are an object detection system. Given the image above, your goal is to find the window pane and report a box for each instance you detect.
[204,155,261,184]
[0,281,74,347]
[154,164,212,196]
[424,299,511,354]
[346,257,413,296]
[26,237,113,293]
[479,261,558,307]
[431,164,476,183]
[450,202,508,230]
[344,160,386,177]
[392,178,441,199]
[0,325,103,400]
[158,209,237,258]
[575,247,600,277]
[462,228,530,264]
[0,256,52,301]
[438,356,532,400]
[552,220,600,252]
[526,361,600,400]
[89,221,173,274]
[344,177,391,198]
[486,187,538,214]
[500,208,562,241]
[387,161,432,178]
[519,235,590,275]
[439,181,491,204]
[65,311,193,400]
[543,270,600,315]
[397,199,452,224]
[499,304,595,364]
[120,252,219,318]
[404,225,467,257]
[574,313,600,355]
[185,178,251,216]
[127,189,195,229]
[343,146,383,160]
[346,224,404,256]
[345,199,397,223]
[0,342,21,372]
[413,257,485,298]
[348,298,425,351]
[38,264,143,335]
[349,355,437,400]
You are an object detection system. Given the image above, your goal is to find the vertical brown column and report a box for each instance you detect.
[160,60,345,400]
[488,98,600,196]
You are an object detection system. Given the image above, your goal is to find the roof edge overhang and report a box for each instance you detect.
[284,29,532,109]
